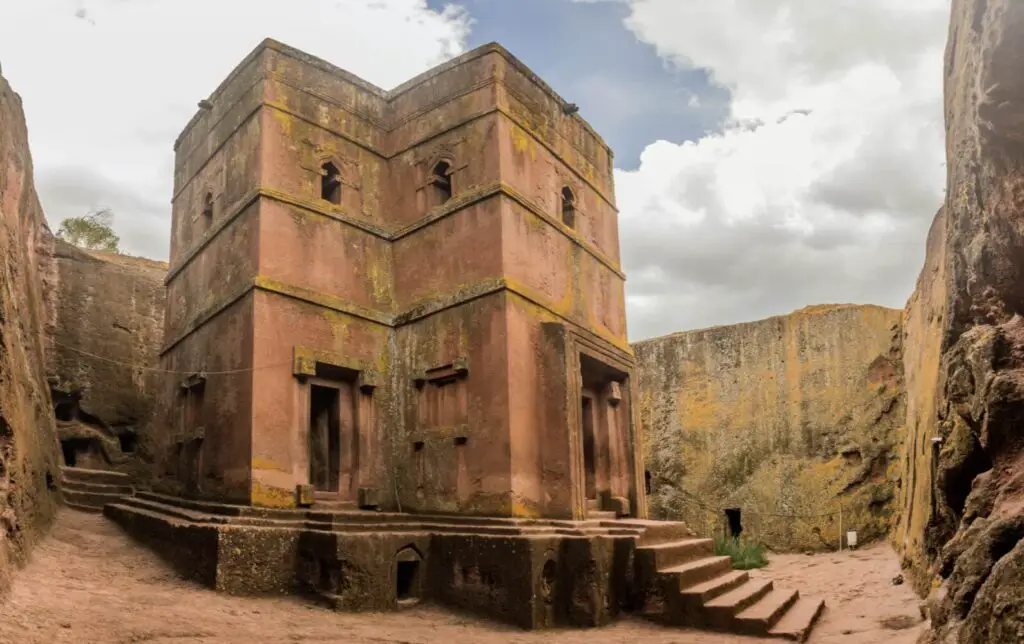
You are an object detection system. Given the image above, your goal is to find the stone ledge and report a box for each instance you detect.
[104,496,636,630]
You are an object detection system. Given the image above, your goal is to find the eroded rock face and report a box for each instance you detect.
[45,239,166,477]
[0,72,61,592]
[634,304,904,551]
[897,0,1024,639]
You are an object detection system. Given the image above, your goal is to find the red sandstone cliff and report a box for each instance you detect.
[897,0,1024,639]
[0,71,61,591]
[45,240,166,478]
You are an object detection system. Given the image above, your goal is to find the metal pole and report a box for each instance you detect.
[839,504,843,552]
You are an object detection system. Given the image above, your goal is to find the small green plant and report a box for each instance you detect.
[714,534,769,570]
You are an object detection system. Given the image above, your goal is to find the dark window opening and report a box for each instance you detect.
[118,431,138,454]
[397,560,420,601]
[202,192,214,219]
[431,161,452,205]
[540,559,557,604]
[309,385,341,492]
[61,441,75,467]
[54,401,76,422]
[60,437,93,467]
[725,508,743,539]
[561,186,576,228]
[46,471,56,490]
[321,162,342,205]
[413,441,425,452]
[644,469,651,494]
[454,436,468,447]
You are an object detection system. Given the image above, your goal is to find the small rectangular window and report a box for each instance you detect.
[561,186,576,228]
[431,161,452,206]
[321,162,342,205]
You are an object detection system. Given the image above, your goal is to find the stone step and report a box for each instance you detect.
[640,538,714,571]
[316,521,558,537]
[312,501,358,511]
[119,495,638,539]
[768,596,826,642]
[734,588,800,635]
[702,578,774,625]
[61,466,130,486]
[134,491,284,518]
[105,501,192,528]
[61,479,134,495]
[132,490,649,538]
[63,488,129,510]
[65,501,102,514]
[631,520,695,546]
[588,510,617,520]
[662,556,734,588]
[119,496,233,525]
[679,569,750,604]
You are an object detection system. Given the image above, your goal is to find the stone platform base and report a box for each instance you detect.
[104,493,823,639]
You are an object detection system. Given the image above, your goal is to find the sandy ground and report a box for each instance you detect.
[0,509,927,644]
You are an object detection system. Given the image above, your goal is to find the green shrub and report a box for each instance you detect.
[714,534,769,570]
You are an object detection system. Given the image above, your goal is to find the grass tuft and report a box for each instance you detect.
[714,534,769,570]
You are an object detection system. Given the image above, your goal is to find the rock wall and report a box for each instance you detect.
[894,207,949,596]
[45,239,166,478]
[634,304,904,552]
[0,72,61,592]
[900,0,1024,639]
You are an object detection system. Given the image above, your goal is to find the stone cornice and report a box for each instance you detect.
[165,182,624,286]
[176,91,618,211]
[160,276,631,356]
[177,39,611,155]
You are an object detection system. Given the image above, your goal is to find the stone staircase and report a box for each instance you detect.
[635,532,825,641]
[61,466,134,513]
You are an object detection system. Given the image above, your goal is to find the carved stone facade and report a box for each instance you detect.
[156,39,644,519]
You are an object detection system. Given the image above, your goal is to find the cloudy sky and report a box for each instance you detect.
[0,0,949,340]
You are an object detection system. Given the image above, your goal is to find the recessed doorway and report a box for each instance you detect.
[308,385,341,492]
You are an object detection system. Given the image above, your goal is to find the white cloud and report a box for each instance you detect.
[0,0,470,259]
[602,0,949,339]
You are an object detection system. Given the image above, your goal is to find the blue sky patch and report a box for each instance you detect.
[428,0,729,169]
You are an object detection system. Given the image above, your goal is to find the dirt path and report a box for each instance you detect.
[0,509,927,643]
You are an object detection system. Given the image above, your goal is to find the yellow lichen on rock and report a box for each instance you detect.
[635,304,904,552]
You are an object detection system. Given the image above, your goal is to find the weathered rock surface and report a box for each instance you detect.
[45,239,166,477]
[896,0,1024,639]
[0,71,61,592]
[634,304,904,551]
[894,206,949,597]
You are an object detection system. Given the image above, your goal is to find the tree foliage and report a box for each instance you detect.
[57,209,120,252]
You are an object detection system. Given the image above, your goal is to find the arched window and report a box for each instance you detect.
[431,160,452,206]
[561,186,576,228]
[321,162,342,205]
[202,192,214,219]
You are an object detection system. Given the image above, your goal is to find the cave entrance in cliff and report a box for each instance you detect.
[61,438,92,467]
[306,366,361,500]
[725,508,743,538]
